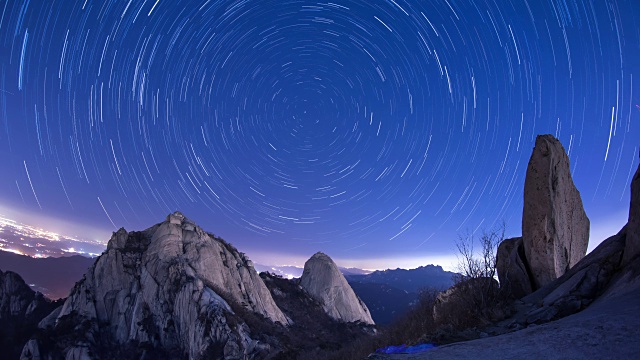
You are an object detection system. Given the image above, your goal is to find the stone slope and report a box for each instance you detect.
[22,212,288,359]
[299,252,374,325]
[522,134,589,289]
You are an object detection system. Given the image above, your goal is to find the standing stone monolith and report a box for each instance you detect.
[522,134,590,289]
[299,252,374,325]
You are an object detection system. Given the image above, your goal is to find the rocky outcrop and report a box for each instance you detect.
[260,272,376,358]
[521,163,639,322]
[496,237,533,299]
[491,164,638,331]
[522,134,589,289]
[623,162,640,265]
[299,252,374,325]
[0,270,59,360]
[370,167,640,360]
[23,212,288,359]
[1,270,48,319]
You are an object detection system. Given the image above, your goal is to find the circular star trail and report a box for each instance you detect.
[0,0,638,262]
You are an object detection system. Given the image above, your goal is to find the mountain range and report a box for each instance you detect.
[6,212,381,359]
[0,248,455,326]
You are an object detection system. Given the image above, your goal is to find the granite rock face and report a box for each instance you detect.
[299,252,374,325]
[623,163,640,265]
[0,270,58,360]
[22,212,288,359]
[522,134,590,289]
[0,270,48,319]
[496,237,533,298]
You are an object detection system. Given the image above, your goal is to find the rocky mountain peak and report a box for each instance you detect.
[23,212,290,359]
[310,251,331,261]
[300,252,374,325]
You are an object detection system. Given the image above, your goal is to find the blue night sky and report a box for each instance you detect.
[0,0,638,269]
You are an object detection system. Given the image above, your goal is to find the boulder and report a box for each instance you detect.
[20,339,42,360]
[24,212,288,359]
[623,163,640,265]
[496,237,533,298]
[522,134,590,289]
[299,252,374,325]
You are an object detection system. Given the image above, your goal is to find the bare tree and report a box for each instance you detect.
[433,223,508,331]
[454,222,504,282]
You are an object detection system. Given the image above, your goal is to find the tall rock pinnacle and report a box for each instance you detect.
[299,252,374,325]
[522,135,590,289]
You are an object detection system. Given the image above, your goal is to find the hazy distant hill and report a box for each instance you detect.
[345,265,456,324]
[345,265,455,293]
[254,264,371,278]
[339,267,372,276]
[0,250,94,299]
[254,264,304,278]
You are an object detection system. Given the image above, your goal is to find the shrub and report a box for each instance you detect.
[433,224,511,335]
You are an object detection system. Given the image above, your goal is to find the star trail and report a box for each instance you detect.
[0,0,638,267]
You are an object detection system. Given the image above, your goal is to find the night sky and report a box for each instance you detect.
[1,0,639,269]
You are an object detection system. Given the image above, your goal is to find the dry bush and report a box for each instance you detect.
[433,224,511,337]
[454,223,503,281]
